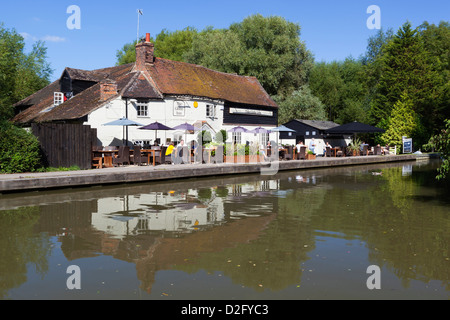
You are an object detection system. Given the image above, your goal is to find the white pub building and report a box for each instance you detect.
[13,33,279,148]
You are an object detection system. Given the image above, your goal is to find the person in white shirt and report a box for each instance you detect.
[309,138,316,154]
[296,141,304,153]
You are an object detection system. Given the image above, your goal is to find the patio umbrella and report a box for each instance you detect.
[249,126,271,134]
[173,122,197,132]
[270,125,296,145]
[227,126,249,133]
[172,122,198,143]
[103,117,144,145]
[270,125,296,133]
[249,127,271,147]
[104,117,144,127]
[139,121,174,144]
[227,126,249,145]
[325,121,385,144]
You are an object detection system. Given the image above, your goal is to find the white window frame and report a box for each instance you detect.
[260,133,269,145]
[305,131,310,136]
[232,132,242,144]
[54,92,64,106]
[206,104,216,118]
[136,100,149,118]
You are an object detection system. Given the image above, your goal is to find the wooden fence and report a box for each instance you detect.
[32,123,97,170]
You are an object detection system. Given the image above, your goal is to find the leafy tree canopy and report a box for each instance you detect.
[116,27,198,65]
[381,92,425,149]
[186,14,314,97]
[369,22,441,128]
[0,22,52,120]
[274,85,327,124]
[116,15,314,98]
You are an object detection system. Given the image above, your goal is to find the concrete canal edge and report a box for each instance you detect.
[0,154,435,193]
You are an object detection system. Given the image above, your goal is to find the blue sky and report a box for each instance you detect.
[1,0,448,81]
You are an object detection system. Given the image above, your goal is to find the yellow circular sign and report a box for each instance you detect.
[194,101,199,108]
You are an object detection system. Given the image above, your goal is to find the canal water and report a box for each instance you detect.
[0,159,448,300]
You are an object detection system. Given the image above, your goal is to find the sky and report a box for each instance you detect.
[1,0,448,82]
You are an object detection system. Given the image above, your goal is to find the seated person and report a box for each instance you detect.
[360,142,369,154]
[323,142,332,156]
[296,141,304,153]
[260,143,268,160]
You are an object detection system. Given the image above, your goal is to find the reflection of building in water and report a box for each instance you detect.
[91,190,226,239]
[15,177,279,294]
[89,179,281,239]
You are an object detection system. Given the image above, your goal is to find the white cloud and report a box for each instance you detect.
[20,32,66,43]
[42,35,66,43]
[20,32,38,41]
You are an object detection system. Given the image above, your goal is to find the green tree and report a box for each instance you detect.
[0,23,52,120]
[361,28,394,66]
[116,42,137,65]
[116,27,197,65]
[309,58,369,124]
[274,85,327,124]
[0,120,42,173]
[337,58,371,124]
[369,22,441,135]
[418,21,450,129]
[215,129,228,143]
[15,41,52,101]
[381,92,424,151]
[185,14,314,96]
[155,27,197,62]
[424,119,450,180]
[309,61,343,121]
[183,27,246,74]
[0,23,23,118]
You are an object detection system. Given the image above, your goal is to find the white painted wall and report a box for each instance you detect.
[86,95,277,147]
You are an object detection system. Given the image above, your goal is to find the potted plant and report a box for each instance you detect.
[306,150,316,160]
[348,137,362,156]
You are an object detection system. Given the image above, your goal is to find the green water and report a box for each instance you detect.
[0,159,448,300]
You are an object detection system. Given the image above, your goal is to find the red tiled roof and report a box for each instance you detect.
[12,80,61,123]
[121,72,162,100]
[148,58,278,107]
[13,57,277,124]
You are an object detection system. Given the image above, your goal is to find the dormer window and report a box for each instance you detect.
[54,92,64,106]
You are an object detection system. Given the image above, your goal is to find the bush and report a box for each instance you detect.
[424,119,450,180]
[0,121,43,173]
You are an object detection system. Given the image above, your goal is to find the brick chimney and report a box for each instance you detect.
[135,33,154,70]
[100,80,118,101]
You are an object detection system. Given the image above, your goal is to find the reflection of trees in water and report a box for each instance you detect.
[1,162,448,297]
[311,165,450,290]
[174,186,326,292]
[0,207,52,299]
[374,166,450,290]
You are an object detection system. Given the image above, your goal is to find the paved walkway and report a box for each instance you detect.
[0,154,419,193]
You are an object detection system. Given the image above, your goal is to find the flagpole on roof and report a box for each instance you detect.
[137,9,143,44]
